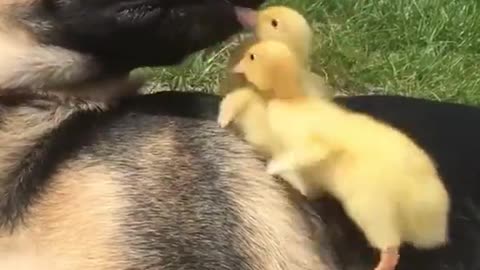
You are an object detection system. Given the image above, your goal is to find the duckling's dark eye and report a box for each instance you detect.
[250,54,255,61]
[271,19,278,28]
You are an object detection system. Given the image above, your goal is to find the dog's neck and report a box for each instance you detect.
[0,17,141,96]
[0,22,143,115]
[0,28,103,87]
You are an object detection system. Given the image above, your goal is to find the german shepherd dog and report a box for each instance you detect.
[0,0,479,269]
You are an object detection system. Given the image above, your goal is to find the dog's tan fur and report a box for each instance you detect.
[0,4,141,102]
[0,1,476,269]
[0,118,331,269]
[0,164,127,270]
[0,23,97,90]
[219,144,327,269]
[0,1,334,269]
[0,3,143,268]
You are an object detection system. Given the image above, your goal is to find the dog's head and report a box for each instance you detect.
[25,0,264,70]
[0,0,264,91]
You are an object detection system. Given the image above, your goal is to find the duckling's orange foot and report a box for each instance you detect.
[373,247,399,270]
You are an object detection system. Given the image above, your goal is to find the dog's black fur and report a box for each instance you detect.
[324,95,480,270]
[13,89,480,269]
[1,0,480,269]
[22,0,262,73]
[123,91,480,270]
[113,91,480,270]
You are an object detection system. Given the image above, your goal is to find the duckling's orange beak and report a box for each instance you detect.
[232,60,246,74]
[234,6,258,31]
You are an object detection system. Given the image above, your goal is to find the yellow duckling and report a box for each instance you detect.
[218,5,332,98]
[232,39,450,270]
[217,6,332,154]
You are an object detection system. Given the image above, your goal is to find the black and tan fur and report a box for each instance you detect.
[0,0,479,270]
[0,1,338,269]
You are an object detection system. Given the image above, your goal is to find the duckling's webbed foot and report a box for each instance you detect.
[373,247,399,270]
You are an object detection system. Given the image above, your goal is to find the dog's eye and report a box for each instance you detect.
[250,54,255,61]
[271,19,278,28]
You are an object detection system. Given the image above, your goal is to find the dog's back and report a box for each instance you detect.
[1,0,479,269]
[0,0,339,268]
[0,92,336,270]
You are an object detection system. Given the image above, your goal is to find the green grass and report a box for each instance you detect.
[139,0,480,105]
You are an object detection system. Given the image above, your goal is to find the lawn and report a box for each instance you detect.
[139,0,480,105]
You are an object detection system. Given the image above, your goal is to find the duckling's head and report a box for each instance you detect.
[232,40,302,98]
[235,6,313,65]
